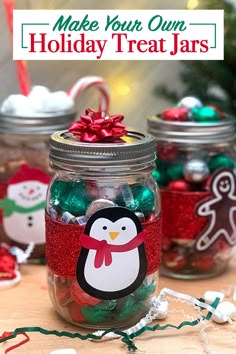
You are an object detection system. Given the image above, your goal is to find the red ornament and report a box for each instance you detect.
[157,143,178,161]
[167,180,191,192]
[69,108,127,143]
[161,107,189,121]
[190,253,214,272]
[70,280,101,306]
[163,249,187,271]
[68,301,86,323]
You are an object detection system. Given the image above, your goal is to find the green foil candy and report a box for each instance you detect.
[50,180,70,206]
[133,282,156,301]
[114,296,143,322]
[81,300,117,324]
[192,107,220,122]
[116,184,155,214]
[60,180,92,215]
[208,154,235,173]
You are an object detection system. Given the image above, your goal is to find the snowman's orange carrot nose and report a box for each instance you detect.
[28,188,34,195]
[109,231,119,240]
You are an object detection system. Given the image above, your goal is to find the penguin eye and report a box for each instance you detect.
[121,226,126,231]
[103,226,107,230]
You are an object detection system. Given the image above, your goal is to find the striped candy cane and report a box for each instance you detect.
[67,76,110,115]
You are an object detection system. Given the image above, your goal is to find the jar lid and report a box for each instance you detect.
[147,115,236,145]
[49,130,156,170]
[0,111,77,135]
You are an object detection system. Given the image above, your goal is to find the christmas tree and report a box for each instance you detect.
[155,0,236,115]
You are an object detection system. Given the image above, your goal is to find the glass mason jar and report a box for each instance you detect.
[148,115,236,279]
[46,130,161,328]
[0,111,76,259]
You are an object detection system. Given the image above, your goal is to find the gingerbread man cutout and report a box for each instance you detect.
[196,169,236,251]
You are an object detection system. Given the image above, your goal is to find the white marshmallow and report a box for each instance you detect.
[42,91,74,113]
[204,291,224,304]
[50,350,77,354]
[1,94,33,115]
[27,85,50,112]
[212,301,236,324]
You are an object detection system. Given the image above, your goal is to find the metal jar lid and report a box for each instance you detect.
[147,115,236,146]
[0,111,77,135]
[49,130,156,171]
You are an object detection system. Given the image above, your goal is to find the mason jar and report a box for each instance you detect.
[0,111,76,259]
[46,129,161,328]
[148,114,236,279]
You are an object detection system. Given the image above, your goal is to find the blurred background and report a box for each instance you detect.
[0,0,235,132]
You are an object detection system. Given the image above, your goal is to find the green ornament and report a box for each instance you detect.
[208,154,235,173]
[116,184,155,214]
[133,282,156,301]
[61,180,92,215]
[192,107,220,123]
[114,296,143,321]
[166,163,184,181]
[50,180,70,206]
[81,300,116,324]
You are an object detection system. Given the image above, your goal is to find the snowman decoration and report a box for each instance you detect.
[77,207,147,300]
[0,164,50,245]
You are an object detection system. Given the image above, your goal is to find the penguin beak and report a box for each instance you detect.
[109,231,119,240]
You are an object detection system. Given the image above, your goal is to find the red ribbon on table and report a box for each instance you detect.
[0,332,30,353]
[69,108,127,143]
[80,231,146,268]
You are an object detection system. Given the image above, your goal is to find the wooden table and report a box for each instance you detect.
[1,260,236,354]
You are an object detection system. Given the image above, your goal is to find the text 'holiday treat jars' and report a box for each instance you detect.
[148,97,236,279]
[46,109,162,328]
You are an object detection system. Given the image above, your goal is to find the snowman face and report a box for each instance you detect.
[8,181,48,207]
[89,217,137,245]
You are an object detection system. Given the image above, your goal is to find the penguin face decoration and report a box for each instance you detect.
[76,207,147,300]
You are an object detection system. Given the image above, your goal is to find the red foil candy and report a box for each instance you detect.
[161,190,210,241]
[161,107,189,122]
[45,213,162,278]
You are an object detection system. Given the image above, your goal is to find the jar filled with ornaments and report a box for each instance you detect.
[0,86,76,259]
[46,109,162,328]
[148,97,236,279]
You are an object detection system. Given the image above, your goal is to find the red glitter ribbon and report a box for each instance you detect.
[46,213,162,278]
[161,190,210,240]
[68,108,127,142]
[80,231,146,268]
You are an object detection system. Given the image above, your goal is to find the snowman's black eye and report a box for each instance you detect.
[36,186,40,190]
[122,226,126,230]
[103,226,107,230]
[23,185,27,189]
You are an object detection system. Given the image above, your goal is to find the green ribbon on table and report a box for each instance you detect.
[0,297,220,352]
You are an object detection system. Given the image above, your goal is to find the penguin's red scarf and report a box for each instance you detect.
[80,231,146,268]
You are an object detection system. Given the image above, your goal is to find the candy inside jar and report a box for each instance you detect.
[46,109,162,328]
[148,97,236,279]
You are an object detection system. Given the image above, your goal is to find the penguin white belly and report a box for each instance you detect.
[3,210,45,244]
[84,248,140,292]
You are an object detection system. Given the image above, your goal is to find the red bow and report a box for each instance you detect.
[69,108,127,143]
[80,231,146,268]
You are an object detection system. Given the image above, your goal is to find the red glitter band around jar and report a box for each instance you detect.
[161,190,210,241]
[45,213,162,278]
